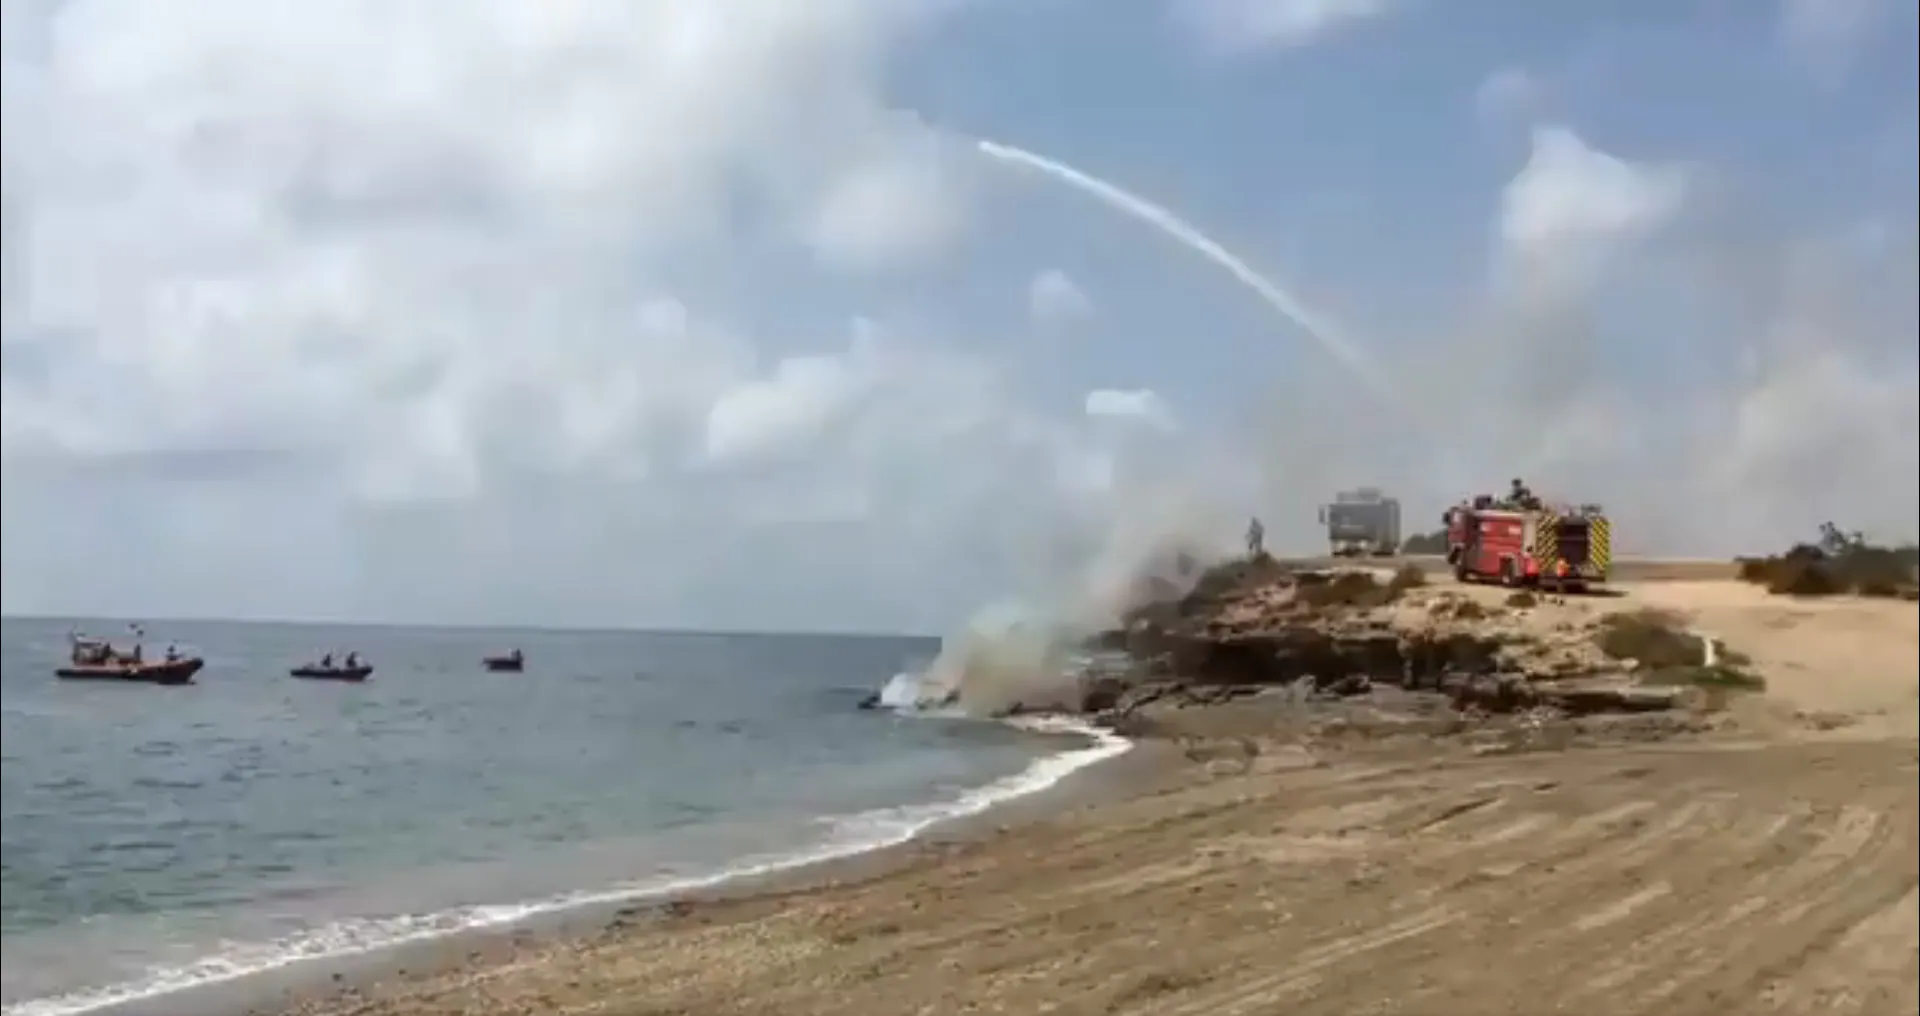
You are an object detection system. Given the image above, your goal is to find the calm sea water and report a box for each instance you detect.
[0,617,1122,1015]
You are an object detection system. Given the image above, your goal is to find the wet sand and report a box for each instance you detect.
[195,581,1920,1016]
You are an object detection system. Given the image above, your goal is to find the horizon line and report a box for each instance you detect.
[0,611,944,643]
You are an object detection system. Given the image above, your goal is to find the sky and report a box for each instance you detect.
[2,0,1915,632]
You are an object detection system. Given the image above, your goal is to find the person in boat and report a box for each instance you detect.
[319,652,333,669]
[128,642,143,664]
[164,643,180,662]
[343,651,360,669]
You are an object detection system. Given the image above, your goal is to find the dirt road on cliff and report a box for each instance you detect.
[1284,553,1739,582]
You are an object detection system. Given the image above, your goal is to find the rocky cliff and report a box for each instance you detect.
[1065,557,1741,731]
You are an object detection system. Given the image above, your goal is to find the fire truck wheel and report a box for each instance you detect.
[1499,559,1520,587]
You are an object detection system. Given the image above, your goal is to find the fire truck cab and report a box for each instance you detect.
[1444,490,1611,591]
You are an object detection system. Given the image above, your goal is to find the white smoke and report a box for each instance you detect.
[889,138,1446,718]
[887,473,1247,717]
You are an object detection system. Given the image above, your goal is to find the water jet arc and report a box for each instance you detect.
[976,138,1388,399]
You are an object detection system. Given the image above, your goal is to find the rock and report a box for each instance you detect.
[1140,623,1509,694]
[1078,674,1131,713]
[1446,674,1541,713]
[857,691,883,710]
[1068,557,1694,728]
[1540,683,1685,715]
[1314,673,1372,697]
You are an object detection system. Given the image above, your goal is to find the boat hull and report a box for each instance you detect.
[482,657,524,672]
[55,658,203,685]
[290,666,373,682]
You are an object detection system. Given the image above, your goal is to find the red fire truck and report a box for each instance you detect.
[1444,489,1612,591]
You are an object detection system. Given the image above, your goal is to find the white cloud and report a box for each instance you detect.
[1169,0,1396,56]
[803,116,977,273]
[1388,126,1918,556]
[1474,67,1540,124]
[1027,268,1093,327]
[3,4,1911,632]
[703,355,867,466]
[2,0,971,479]
[1776,0,1899,75]
[1496,126,1689,295]
[0,0,1159,629]
[1085,388,1177,432]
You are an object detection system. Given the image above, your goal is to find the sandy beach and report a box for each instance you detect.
[245,571,1916,1016]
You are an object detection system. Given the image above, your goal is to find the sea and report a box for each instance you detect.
[0,616,1128,1016]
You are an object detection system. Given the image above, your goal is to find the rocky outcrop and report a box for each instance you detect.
[1074,565,1700,725]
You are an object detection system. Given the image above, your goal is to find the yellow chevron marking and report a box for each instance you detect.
[1533,515,1561,567]
[1589,517,1613,578]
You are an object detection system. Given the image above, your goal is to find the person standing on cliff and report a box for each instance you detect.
[1246,517,1265,558]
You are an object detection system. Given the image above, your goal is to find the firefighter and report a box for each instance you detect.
[1509,478,1540,510]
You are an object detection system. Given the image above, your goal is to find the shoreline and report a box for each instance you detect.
[32,716,1146,1016]
[18,570,1917,1015]
[237,573,1916,1016]
[242,715,1919,1016]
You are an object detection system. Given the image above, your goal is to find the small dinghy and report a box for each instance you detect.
[290,663,374,682]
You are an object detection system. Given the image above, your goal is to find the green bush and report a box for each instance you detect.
[1595,610,1766,693]
[1296,570,1398,609]
[1594,609,1707,669]
[1386,565,1428,595]
[1639,664,1767,692]
[1735,524,1919,599]
[1400,530,1449,555]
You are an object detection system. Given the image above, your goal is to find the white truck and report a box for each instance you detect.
[1318,488,1402,557]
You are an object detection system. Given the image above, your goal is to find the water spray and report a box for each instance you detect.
[977,138,1390,401]
[975,136,1472,494]
[890,137,1477,717]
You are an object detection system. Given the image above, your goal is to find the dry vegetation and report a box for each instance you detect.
[1593,608,1766,692]
[1736,523,1919,599]
[1291,563,1427,608]
[280,546,1920,1016]
[1399,529,1449,555]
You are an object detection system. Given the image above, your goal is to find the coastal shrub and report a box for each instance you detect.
[1736,524,1920,599]
[1293,566,1430,610]
[1387,565,1428,595]
[1186,554,1287,602]
[1639,664,1767,693]
[1400,529,1449,555]
[1768,557,1846,597]
[1118,553,1285,627]
[1596,609,1766,693]
[1504,590,1538,609]
[1296,570,1397,609]
[1718,644,1754,668]
[1593,609,1706,669]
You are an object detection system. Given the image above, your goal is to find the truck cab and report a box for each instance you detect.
[1320,489,1402,557]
